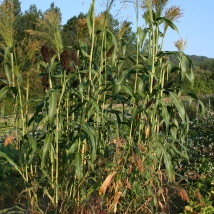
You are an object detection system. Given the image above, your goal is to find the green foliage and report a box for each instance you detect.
[0,145,24,209]
[175,110,214,213]
[0,0,212,213]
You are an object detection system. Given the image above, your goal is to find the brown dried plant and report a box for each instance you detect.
[173,186,190,203]
[26,10,63,55]
[99,171,117,195]
[4,133,15,146]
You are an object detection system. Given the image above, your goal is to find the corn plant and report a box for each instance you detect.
[0,0,204,213]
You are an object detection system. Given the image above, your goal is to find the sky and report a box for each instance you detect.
[20,0,214,58]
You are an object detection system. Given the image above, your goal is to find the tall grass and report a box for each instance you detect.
[0,0,203,213]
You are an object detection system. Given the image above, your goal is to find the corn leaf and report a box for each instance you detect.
[0,151,25,181]
[0,86,9,99]
[81,124,96,161]
[4,61,11,85]
[113,69,129,95]
[156,142,174,181]
[75,152,83,180]
[67,139,79,155]
[161,104,170,130]
[28,136,37,164]
[137,27,147,49]
[169,92,185,122]
[156,17,179,35]
[41,133,53,170]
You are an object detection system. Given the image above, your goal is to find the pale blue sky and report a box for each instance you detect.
[20,0,214,58]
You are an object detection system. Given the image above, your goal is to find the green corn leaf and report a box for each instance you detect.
[0,151,25,181]
[75,152,83,180]
[81,47,90,58]
[49,60,58,76]
[156,142,174,181]
[88,99,100,123]
[198,100,205,116]
[81,124,96,161]
[170,125,178,139]
[113,69,129,95]
[86,0,95,37]
[41,133,53,170]
[118,57,126,72]
[185,67,194,87]
[156,17,179,35]
[67,139,79,155]
[185,56,194,86]
[169,92,185,122]
[66,72,78,82]
[161,104,170,130]
[167,141,186,158]
[131,64,146,72]
[79,40,90,58]
[173,118,179,128]
[137,77,144,97]
[37,60,48,68]
[87,105,95,121]
[0,86,9,99]
[187,92,198,100]
[122,83,136,100]
[48,90,57,127]
[131,106,137,123]
[28,136,37,164]
[4,61,11,85]
[137,27,147,49]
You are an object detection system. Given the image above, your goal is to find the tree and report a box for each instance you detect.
[61,12,85,47]
[4,0,21,16]
[44,2,62,23]
[14,4,43,42]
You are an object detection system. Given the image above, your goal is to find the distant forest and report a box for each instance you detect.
[0,1,214,115]
[170,54,214,95]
